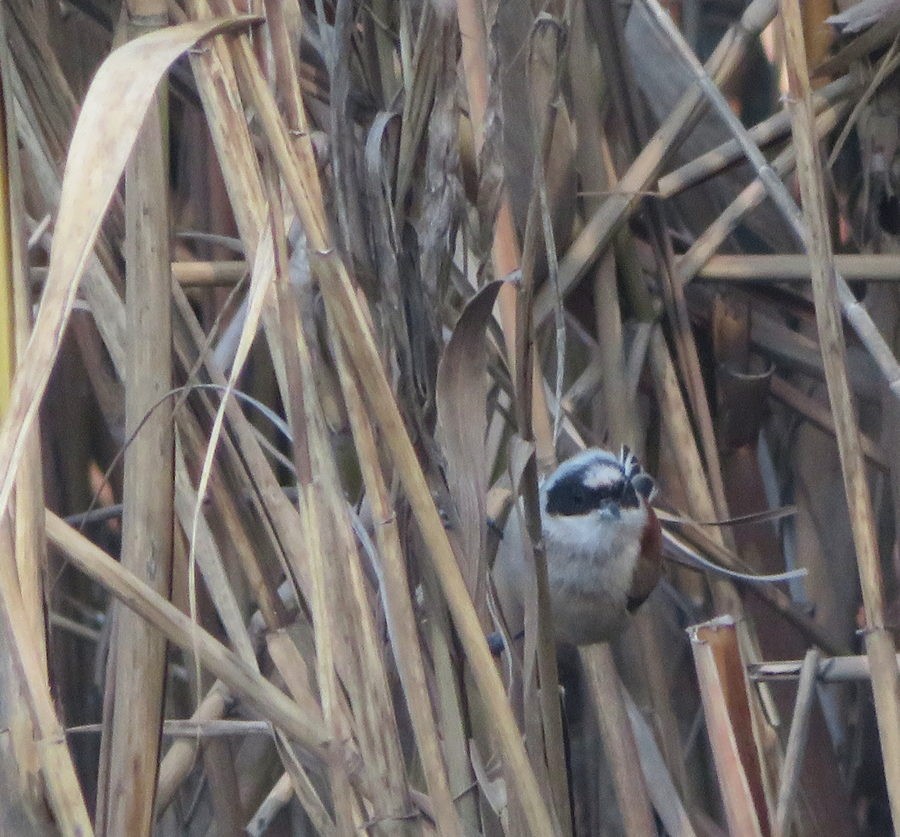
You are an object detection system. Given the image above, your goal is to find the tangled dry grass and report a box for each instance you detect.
[2,0,900,834]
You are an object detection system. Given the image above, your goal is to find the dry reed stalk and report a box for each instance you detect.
[676,101,848,283]
[752,655,900,682]
[333,333,464,835]
[584,44,690,816]
[320,258,558,835]
[769,375,889,471]
[2,0,49,692]
[455,0,557,516]
[689,616,771,836]
[580,644,657,836]
[45,511,329,753]
[514,18,571,825]
[0,518,93,835]
[657,71,858,198]
[96,6,174,834]
[642,0,900,401]
[649,326,783,807]
[0,13,256,558]
[273,173,415,829]
[155,682,231,812]
[774,649,821,836]
[697,253,900,282]
[172,259,247,286]
[0,14,89,834]
[532,0,778,328]
[623,691,699,837]
[171,443,256,663]
[777,2,900,827]
[193,6,558,831]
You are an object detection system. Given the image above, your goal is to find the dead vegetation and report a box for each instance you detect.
[1,0,900,834]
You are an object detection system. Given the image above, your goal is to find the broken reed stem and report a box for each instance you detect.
[689,617,769,835]
[776,3,900,828]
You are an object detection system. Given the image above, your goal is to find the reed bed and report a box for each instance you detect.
[1,0,899,834]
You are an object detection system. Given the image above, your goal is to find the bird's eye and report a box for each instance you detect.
[546,479,595,515]
[568,485,589,510]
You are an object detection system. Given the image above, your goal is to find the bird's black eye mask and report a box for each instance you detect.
[545,473,643,516]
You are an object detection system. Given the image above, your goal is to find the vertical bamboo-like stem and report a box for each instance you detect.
[580,644,657,836]
[333,335,464,836]
[777,3,900,827]
[0,19,55,829]
[456,0,554,464]
[774,649,820,836]
[98,5,174,835]
[457,18,561,800]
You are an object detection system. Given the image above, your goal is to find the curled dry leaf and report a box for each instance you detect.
[436,279,504,614]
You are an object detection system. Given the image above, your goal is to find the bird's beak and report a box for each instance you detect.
[601,501,621,520]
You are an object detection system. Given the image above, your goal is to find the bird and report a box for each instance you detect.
[492,447,662,648]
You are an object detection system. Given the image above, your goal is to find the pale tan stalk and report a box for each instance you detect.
[580,645,657,836]
[172,259,247,286]
[532,0,778,327]
[266,165,405,829]
[689,617,769,835]
[98,7,174,835]
[657,72,858,198]
[774,649,821,836]
[0,17,55,830]
[1,12,46,671]
[677,102,848,283]
[640,0,900,399]
[777,2,900,826]
[333,335,464,835]
[155,683,231,812]
[45,511,329,753]
[0,520,92,835]
[697,254,900,283]
[455,0,554,467]
[209,16,557,831]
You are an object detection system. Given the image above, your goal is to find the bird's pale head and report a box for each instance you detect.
[540,447,655,550]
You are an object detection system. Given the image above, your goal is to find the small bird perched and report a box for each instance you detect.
[493,447,662,647]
